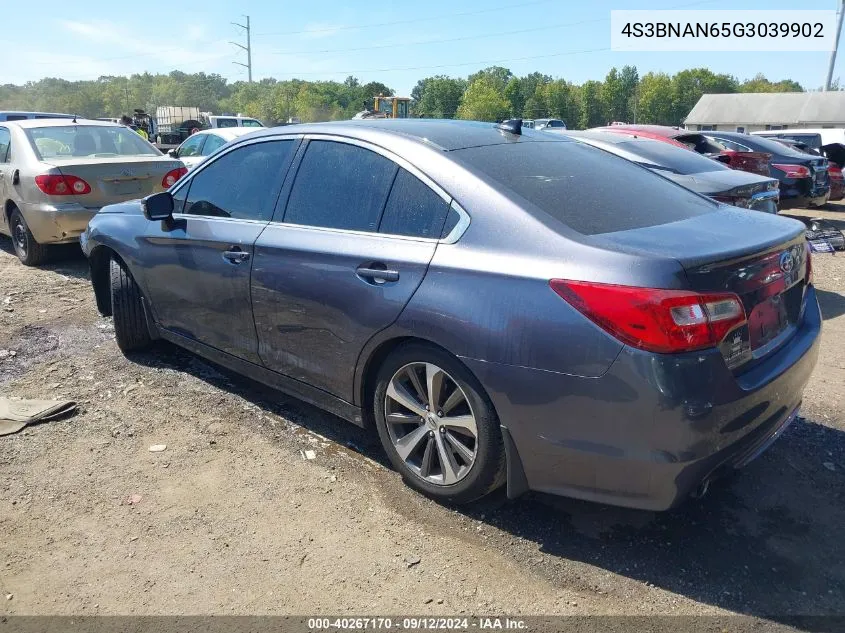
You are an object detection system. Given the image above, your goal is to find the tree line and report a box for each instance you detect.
[0,67,803,128]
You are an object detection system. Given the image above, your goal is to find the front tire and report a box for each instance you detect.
[373,343,505,504]
[110,258,153,353]
[9,209,48,266]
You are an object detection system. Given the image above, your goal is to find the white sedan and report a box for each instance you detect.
[169,128,257,171]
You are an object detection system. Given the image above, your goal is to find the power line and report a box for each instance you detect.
[252,0,555,37]
[267,18,607,56]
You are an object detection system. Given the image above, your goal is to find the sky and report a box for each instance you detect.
[3,0,842,96]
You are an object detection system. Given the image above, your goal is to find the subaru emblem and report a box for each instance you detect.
[779,251,795,274]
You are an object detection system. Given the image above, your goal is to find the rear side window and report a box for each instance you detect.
[284,140,397,231]
[454,140,716,236]
[215,118,238,128]
[0,127,9,163]
[182,140,295,221]
[379,169,450,238]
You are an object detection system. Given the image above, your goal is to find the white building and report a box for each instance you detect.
[684,92,845,133]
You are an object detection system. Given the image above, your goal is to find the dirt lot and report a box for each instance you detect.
[1,206,844,621]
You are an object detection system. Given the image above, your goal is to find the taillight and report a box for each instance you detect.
[162,167,188,188]
[772,164,811,179]
[550,280,747,354]
[34,174,91,196]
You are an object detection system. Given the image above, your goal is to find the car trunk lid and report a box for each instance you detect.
[718,150,772,177]
[594,209,809,369]
[42,156,181,208]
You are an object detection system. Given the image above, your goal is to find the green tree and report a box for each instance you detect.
[457,76,510,122]
[504,78,524,118]
[740,73,803,93]
[413,76,466,118]
[671,68,738,125]
[467,66,513,93]
[636,72,675,125]
[579,80,605,128]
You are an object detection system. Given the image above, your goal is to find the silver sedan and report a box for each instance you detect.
[0,118,186,265]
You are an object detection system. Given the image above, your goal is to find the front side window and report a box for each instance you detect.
[0,127,10,163]
[284,140,397,231]
[177,135,206,158]
[182,140,296,221]
[26,125,160,159]
[379,168,450,238]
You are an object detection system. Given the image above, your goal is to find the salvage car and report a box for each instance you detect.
[168,127,257,171]
[0,119,186,265]
[592,124,772,176]
[700,131,830,209]
[81,119,820,510]
[555,130,780,212]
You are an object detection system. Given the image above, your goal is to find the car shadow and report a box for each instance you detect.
[126,340,845,627]
[0,237,89,281]
[817,288,845,321]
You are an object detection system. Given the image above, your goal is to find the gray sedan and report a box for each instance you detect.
[0,118,185,265]
[81,119,819,509]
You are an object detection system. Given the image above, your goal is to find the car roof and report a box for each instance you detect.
[5,118,125,129]
[244,119,569,152]
[196,127,256,140]
[0,111,73,118]
[594,124,683,138]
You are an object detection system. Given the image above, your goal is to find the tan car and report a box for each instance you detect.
[0,118,186,265]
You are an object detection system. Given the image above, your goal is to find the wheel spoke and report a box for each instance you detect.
[442,414,477,436]
[434,432,460,484]
[386,412,419,425]
[445,431,475,464]
[440,386,465,415]
[394,424,430,461]
[405,366,427,405]
[426,363,444,412]
[387,380,427,417]
[419,437,435,478]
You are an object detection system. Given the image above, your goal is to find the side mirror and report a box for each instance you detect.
[168,149,178,158]
[142,191,174,221]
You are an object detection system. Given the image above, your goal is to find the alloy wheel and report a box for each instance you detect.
[384,362,478,486]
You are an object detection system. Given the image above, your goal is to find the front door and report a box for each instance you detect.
[252,139,454,402]
[141,137,299,363]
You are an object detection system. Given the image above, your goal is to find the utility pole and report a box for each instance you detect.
[231,15,252,82]
[825,0,845,91]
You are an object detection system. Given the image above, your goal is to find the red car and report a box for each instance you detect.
[592,125,772,177]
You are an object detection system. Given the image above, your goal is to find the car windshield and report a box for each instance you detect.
[454,140,716,236]
[615,140,725,175]
[26,125,159,159]
[545,120,565,128]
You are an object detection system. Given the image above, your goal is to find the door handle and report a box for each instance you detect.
[222,246,250,264]
[356,265,399,283]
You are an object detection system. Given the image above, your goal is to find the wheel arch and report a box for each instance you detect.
[88,245,117,316]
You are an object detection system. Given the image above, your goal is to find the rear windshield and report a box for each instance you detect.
[26,125,160,160]
[615,140,726,174]
[544,120,565,128]
[720,134,809,158]
[453,140,716,236]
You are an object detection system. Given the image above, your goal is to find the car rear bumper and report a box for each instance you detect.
[463,286,822,511]
[779,180,830,209]
[18,202,98,244]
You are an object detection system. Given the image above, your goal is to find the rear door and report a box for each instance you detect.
[251,138,452,402]
[142,137,299,363]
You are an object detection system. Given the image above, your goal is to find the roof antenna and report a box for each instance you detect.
[496,118,522,135]
[72,114,78,123]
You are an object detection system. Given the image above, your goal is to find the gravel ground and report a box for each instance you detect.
[0,206,844,622]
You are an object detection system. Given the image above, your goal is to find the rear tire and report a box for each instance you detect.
[110,258,153,353]
[373,343,505,505]
[9,209,48,266]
